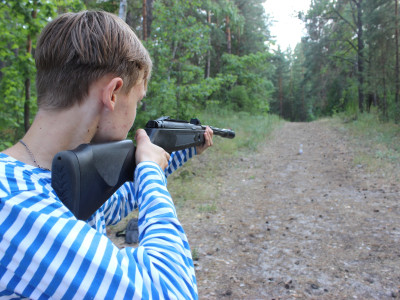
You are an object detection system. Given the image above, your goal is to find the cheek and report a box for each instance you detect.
[125,107,136,129]
[130,109,137,123]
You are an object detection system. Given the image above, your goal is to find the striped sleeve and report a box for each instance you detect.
[165,147,196,178]
[0,161,198,299]
[89,182,137,227]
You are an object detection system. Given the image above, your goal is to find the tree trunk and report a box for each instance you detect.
[119,0,127,22]
[395,0,399,121]
[205,10,211,78]
[24,77,30,132]
[24,8,37,132]
[381,42,389,121]
[356,0,364,113]
[382,71,388,121]
[226,15,231,54]
[237,28,241,55]
[146,0,154,37]
[279,73,283,117]
[301,68,305,121]
[142,0,147,40]
[396,0,399,103]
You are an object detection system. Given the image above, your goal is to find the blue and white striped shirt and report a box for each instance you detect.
[0,148,197,299]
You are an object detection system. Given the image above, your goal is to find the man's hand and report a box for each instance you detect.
[196,126,214,155]
[135,129,170,170]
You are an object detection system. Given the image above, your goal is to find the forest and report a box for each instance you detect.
[0,0,399,149]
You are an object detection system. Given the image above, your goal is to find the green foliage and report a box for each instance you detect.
[140,0,211,121]
[191,248,199,261]
[217,52,273,114]
[233,0,271,55]
[82,0,118,12]
[290,0,400,123]
[0,0,84,147]
[341,78,359,121]
[227,85,249,110]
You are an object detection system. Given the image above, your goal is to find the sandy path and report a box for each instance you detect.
[179,120,400,299]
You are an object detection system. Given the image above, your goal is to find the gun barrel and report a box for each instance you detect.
[146,116,236,139]
[209,126,235,139]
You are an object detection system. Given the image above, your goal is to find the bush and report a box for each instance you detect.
[227,85,249,111]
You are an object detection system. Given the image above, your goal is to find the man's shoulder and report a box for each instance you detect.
[0,154,70,218]
[0,154,50,194]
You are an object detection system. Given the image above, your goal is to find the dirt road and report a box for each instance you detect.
[109,120,400,299]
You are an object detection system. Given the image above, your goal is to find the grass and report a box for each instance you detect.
[191,247,199,261]
[168,110,283,213]
[198,202,218,213]
[198,110,282,152]
[332,111,400,179]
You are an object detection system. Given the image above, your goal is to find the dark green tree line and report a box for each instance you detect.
[273,0,400,122]
[0,0,84,147]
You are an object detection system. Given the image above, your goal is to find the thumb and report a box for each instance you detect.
[135,129,150,144]
[134,128,170,169]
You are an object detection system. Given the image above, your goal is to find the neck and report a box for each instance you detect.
[5,98,102,170]
[3,76,115,170]
[29,103,102,168]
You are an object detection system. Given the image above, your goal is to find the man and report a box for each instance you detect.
[0,11,212,299]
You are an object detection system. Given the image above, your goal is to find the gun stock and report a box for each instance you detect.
[51,140,135,220]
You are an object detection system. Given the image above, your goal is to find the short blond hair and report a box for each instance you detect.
[35,11,152,109]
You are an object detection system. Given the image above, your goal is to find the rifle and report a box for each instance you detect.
[51,116,235,220]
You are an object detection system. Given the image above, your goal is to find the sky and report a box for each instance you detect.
[263,0,311,50]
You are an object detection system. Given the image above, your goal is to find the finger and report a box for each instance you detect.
[205,130,213,147]
[208,126,214,138]
[207,132,212,147]
[205,128,211,140]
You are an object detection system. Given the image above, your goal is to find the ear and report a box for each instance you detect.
[102,77,124,111]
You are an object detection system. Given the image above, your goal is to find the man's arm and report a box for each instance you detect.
[0,162,197,299]
[164,147,196,177]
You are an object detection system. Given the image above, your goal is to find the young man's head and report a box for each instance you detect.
[35,11,152,110]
